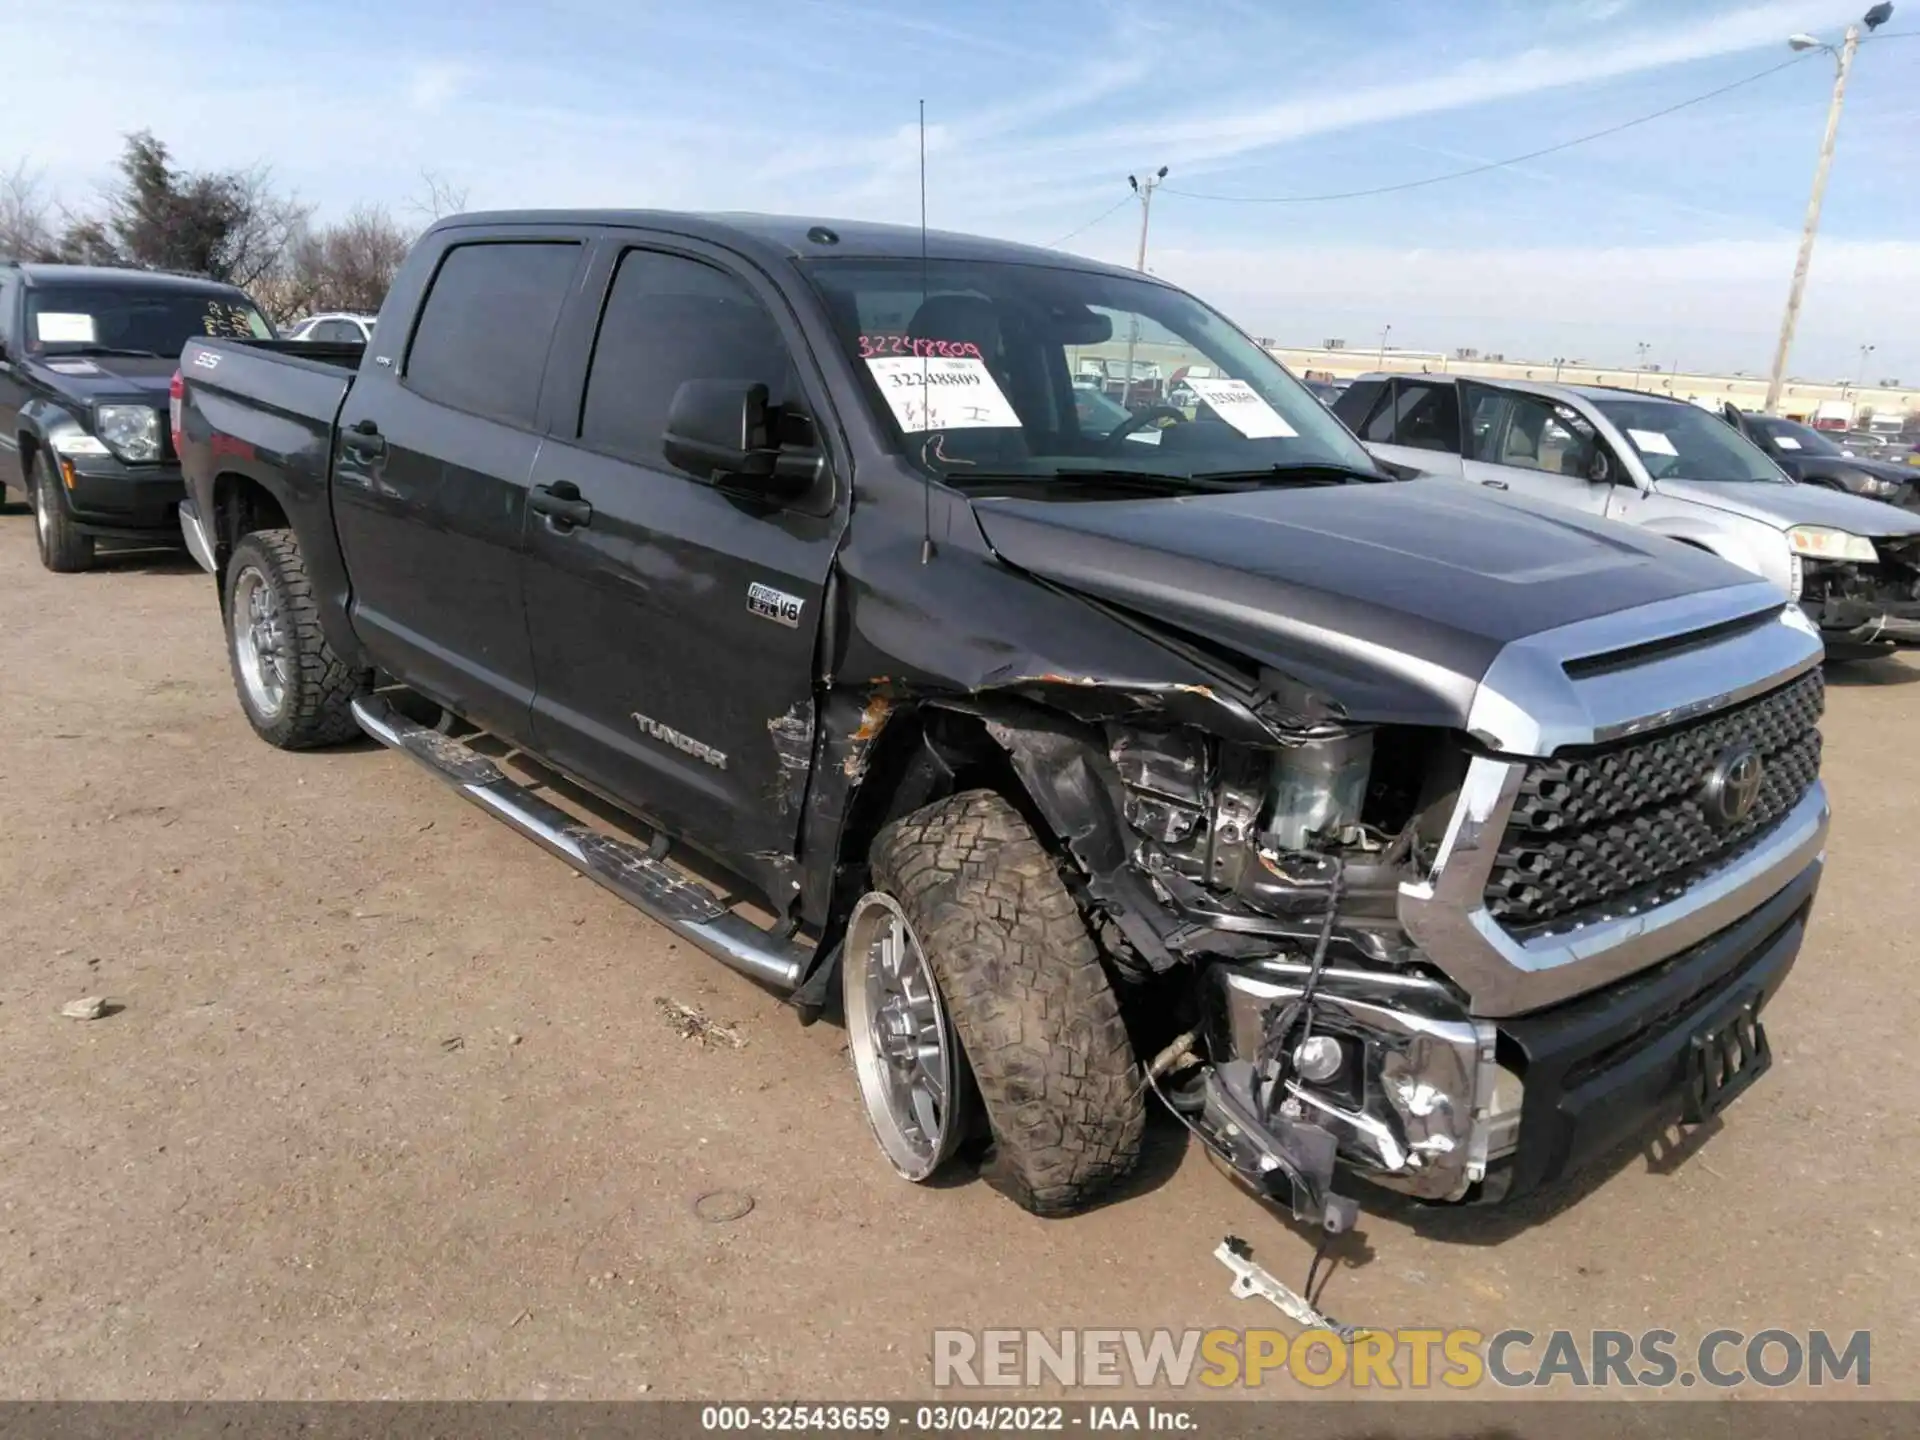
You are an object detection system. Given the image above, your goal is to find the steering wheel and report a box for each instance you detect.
[1104,404,1188,449]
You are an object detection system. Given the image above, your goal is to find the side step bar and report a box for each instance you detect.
[351,694,807,993]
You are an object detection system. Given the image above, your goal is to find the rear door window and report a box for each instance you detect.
[1390,381,1460,453]
[405,241,581,427]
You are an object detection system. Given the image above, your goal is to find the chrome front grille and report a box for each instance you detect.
[1484,668,1825,930]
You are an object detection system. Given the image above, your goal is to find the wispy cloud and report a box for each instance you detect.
[404,62,471,115]
[1017,1,1856,177]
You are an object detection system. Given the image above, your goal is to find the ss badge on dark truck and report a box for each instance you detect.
[748,582,805,628]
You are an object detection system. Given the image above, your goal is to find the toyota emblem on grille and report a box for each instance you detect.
[1702,745,1765,828]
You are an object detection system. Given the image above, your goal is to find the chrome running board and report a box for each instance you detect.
[351,694,806,992]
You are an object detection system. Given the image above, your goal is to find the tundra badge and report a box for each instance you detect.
[631,712,727,770]
[747,582,804,628]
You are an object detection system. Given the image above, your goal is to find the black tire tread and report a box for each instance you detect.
[226,527,368,749]
[32,454,94,573]
[872,789,1144,1216]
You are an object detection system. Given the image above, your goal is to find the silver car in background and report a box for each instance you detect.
[1335,374,1920,657]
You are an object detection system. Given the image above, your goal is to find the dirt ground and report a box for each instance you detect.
[0,506,1914,1403]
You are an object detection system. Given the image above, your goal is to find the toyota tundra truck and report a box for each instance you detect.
[175,211,1829,1234]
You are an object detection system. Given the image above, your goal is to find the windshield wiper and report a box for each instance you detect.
[47,344,164,358]
[950,468,1262,494]
[1189,460,1390,486]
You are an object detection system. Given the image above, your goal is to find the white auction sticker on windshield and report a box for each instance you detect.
[864,356,1021,432]
[35,312,95,343]
[1628,428,1678,456]
[1185,377,1297,438]
[1774,435,1803,450]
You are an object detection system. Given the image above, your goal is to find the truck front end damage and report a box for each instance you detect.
[983,585,1828,1229]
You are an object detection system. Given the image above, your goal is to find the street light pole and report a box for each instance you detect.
[1129,166,1167,274]
[1635,341,1651,390]
[1122,166,1168,407]
[1377,324,1392,366]
[1764,22,1864,414]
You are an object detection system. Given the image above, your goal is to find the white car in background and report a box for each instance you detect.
[281,312,376,343]
[1334,372,1920,657]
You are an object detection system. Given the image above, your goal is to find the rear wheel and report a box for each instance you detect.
[849,789,1145,1216]
[30,453,94,573]
[224,528,369,748]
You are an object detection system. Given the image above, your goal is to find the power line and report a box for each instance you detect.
[1164,53,1816,204]
[1045,194,1133,248]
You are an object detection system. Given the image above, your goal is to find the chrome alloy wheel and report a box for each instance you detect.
[843,891,965,1181]
[33,476,51,547]
[230,565,290,719]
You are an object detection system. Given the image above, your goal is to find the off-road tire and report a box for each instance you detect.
[225,527,369,749]
[30,453,94,573]
[870,789,1145,1216]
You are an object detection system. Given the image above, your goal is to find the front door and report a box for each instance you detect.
[332,234,585,742]
[1461,386,1614,517]
[520,239,844,880]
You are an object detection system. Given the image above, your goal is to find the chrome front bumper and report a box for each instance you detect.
[1204,960,1518,1203]
[179,498,217,575]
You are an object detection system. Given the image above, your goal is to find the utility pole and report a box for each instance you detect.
[1122,166,1168,406]
[1377,324,1392,366]
[1765,21,1867,414]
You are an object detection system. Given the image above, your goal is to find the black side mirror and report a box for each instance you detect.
[1587,447,1614,484]
[663,379,778,481]
[662,379,824,497]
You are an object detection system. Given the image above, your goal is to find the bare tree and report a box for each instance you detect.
[217,164,312,290]
[407,169,470,224]
[0,162,58,261]
[272,204,412,319]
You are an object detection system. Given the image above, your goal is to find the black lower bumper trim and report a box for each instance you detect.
[1486,856,1820,1202]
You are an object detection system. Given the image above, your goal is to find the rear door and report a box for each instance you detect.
[332,231,585,742]
[1350,376,1465,475]
[520,234,844,869]
[1460,386,1613,516]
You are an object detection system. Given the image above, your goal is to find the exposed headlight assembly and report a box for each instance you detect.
[1787,526,1878,563]
[93,404,163,463]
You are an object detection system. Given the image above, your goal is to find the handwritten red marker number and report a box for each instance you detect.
[858,334,984,361]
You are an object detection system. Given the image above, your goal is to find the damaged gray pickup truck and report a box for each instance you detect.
[176,211,1829,1234]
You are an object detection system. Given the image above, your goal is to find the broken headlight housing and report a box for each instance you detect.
[1107,720,1451,925]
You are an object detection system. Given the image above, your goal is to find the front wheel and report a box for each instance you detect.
[224,528,369,749]
[31,454,94,573]
[848,789,1145,1216]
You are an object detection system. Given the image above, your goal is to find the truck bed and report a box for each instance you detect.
[180,337,361,472]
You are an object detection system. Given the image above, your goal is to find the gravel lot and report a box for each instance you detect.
[0,507,1913,1401]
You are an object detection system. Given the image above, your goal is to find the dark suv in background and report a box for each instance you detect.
[0,261,272,571]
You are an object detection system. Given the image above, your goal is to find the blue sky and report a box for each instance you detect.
[8,0,1918,377]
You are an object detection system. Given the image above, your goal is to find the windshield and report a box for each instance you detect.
[1750,415,1846,458]
[802,258,1376,485]
[1592,397,1788,484]
[25,286,272,357]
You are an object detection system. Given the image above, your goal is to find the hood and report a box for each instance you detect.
[28,353,178,404]
[1654,477,1920,537]
[970,477,1755,728]
[1826,455,1920,486]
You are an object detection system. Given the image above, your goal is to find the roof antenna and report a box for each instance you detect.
[918,97,936,566]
